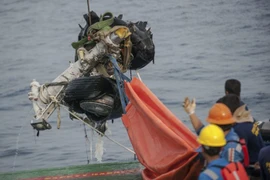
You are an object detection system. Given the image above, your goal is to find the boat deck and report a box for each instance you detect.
[0,161,143,180]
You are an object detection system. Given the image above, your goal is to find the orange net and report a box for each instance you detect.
[121,78,203,179]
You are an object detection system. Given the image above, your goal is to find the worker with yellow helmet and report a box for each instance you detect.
[197,124,228,179]
[197,124,249,180]
[182,98,244,163]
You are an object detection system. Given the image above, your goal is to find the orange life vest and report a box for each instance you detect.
[213,162,249,180]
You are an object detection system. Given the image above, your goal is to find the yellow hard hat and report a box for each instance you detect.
[197,124,226,147]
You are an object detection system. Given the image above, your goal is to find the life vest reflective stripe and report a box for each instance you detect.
[203,169,219,180]
[227,139,249,167]
[235,144,242,152]
[228,148,235,162]
[232,171,241,180]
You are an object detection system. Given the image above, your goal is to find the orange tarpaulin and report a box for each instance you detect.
[121,78,203,180]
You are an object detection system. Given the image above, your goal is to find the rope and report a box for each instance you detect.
[60,105,135,154]
[39,85,52,104]
[50,96,61,129]
[38,81,67,104]
[57,105,61,129]
[136,70,142,81]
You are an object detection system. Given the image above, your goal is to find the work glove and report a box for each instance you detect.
[182,97,196,115]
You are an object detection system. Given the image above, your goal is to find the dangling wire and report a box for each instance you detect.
[13,106,37,173]
[61,105,135,154]
[130,69,132,79]
[90,128,94,161]
[83,123,90,164]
